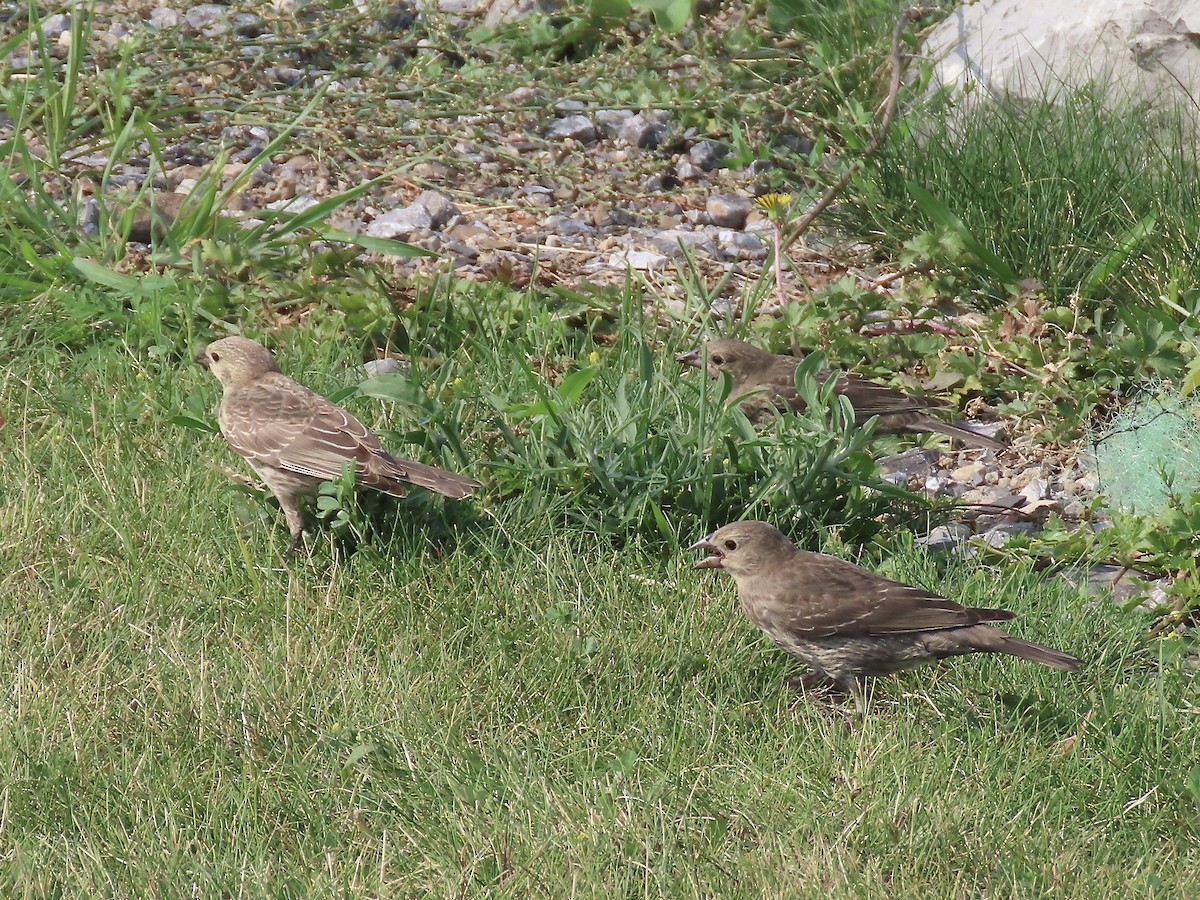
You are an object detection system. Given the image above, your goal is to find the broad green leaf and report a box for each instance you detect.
[319,228,436,258]
[1187,763,1200,802]
[590,0,632,22]
[69,258,172,296]
[356,375,426,405]
[633,0,693,30]
[506,399,556,419]
[170,414,219,434]
[1180,358,1200,398]
[556,367,599,407]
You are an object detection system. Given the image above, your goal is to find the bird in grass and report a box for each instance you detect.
[196,336,481,555]
[677,337,1005,450]
[690,521,1079,711]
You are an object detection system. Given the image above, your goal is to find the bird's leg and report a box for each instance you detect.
[280,496,308,559]
[846,677,870,716]
[284,527,314,559]
[285,530,303,559]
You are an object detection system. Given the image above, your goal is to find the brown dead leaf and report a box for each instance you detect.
[998,292,1048,342]
[1057,710,1094,755]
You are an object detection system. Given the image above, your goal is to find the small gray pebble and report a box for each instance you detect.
[706,195,752,229]
[618,113,670,149]
[413,190,459,230]
[918,524,973,553]
[546,115,596,143]
[41,13,71,39]
[688,139,729,171]
[978,522,1038,548]
[674,157,705,180]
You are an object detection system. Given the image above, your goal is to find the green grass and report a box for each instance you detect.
[865,87,1200,309]
[1,326,1196,897]
[1,2,1198,894]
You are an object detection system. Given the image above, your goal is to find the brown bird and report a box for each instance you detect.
[690,521,1079,711]
[677,337,1005,450]
[196,336,481,555]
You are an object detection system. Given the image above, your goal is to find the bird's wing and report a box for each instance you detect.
[219,376,380,482]
[768,553,1013,637]
[754,357,802,387]
[737,369,945,421]
[219,376,479,498]
[829,372,947,417]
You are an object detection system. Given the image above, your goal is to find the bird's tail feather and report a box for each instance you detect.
[964,626,1081,671]
[997,635,1081,672]
[375,455,481,499]
[918,418,1007,451]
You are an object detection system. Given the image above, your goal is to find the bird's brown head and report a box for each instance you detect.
[195,336,282,390]
[690,520,799,578]
[676,338,777,384]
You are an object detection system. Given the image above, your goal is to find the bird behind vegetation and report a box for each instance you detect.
[677,337,1006,450]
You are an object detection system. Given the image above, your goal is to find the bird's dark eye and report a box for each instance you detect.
[210,352,221,362]
[723,539,737,551]
[711,355,724,365]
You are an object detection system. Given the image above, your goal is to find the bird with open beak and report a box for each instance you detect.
[677,337,1005,450]
[196,335,481,556]
[690,520,1079,712]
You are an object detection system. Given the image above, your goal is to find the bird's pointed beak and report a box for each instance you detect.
[688,535,724,569]
[677,348,701,368]
[194,349,210,368]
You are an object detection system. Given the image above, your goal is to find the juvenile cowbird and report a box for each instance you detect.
[677,337,1005,450]
[196,336,481,555]
[691,521,1079,711]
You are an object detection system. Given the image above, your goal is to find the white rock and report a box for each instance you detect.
[706,195,752,229]
[614,249,668,270]
[919,524,973,551]
[365,204,432,239]
[359,358,408,379]
[961,486,1023,508]
[979,522,1038,548]
[412,190,459,230]
[185,4,231,33]
[925,0,1200,127]
[429,0,486,13]
[542,214,595,236]
[1018,476,1050,504]
[674,157,705,180]
[41,13,71,39]
[505,86,544,105]
[880,447,941,483]
[716,230,766,260]
[617,112,671,149]
[266,194,319,213]
[651,229,717,258]
[951,462,987,486]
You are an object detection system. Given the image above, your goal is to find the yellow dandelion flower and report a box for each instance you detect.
[588,350,600,365]
[754,192,793,220]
